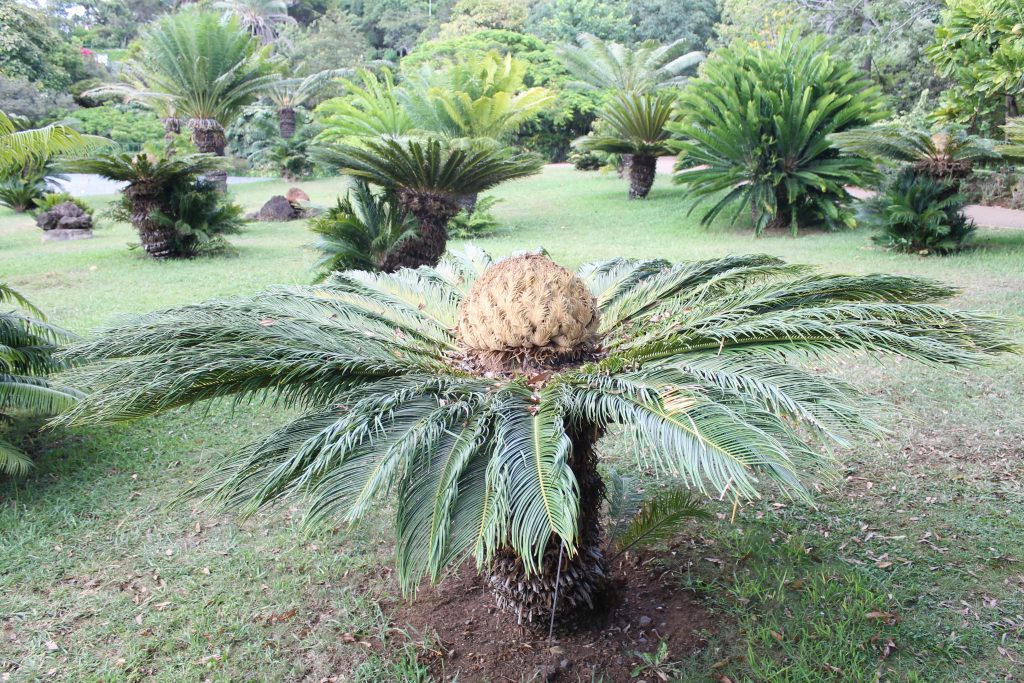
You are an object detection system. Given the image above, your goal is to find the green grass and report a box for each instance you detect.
[1,167,1022,681]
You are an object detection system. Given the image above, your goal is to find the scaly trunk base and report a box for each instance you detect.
[279,107,296,139]
[628,155,657,199]
[381,191,458,271]
[487,423,609,631]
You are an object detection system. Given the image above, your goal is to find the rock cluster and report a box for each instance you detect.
[36,202,94,241]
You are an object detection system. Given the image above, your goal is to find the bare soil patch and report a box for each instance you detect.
[390,553,718,682]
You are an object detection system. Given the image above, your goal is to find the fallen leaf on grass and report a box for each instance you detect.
[865,611,899,625]
[44,640,58,652]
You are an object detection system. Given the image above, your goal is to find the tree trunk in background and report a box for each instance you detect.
[488,423,608,629]
[628,155,657,199]
[278,107,296,139]
[456,192,478,216]
[1007,95,1019,124]
[188,118,228,191]
[162,117,181,146]
[381,191,459,271]
[125,189,177,259]
[617,153,633,179]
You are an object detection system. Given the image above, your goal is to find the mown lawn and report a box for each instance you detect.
[1,166,1022,682]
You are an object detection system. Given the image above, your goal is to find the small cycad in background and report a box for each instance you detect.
[309,179,419,278]
[447,195,503,239]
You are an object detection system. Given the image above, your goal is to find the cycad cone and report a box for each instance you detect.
[456,254,600,365]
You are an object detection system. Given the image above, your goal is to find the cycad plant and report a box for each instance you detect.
[64,153,243,258]
[314,69,413,143]
[1,284,80,476]
[555,33,704,93]
[316,138,542,269]
[58,248,1012,626]
[670,37,886,234]
[214,0,295,46]
[574,91,676,199]
[265,69,348,138]
[831,125,1002,185]
[310,180,419,278]
[860,168,976,255]
[94,11,278,158]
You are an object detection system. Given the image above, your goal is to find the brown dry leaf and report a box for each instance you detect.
[44,640,58,652]
[154,601,171,611]
[266,608,297,625]
[997,646,1016,662]
[770,630,783,642]
[714,676,734,683]
[882,639,897,659]
[865,610,899,625]
[875,561,893,569]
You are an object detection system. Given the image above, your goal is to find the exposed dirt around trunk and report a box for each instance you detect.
[391,554,718,682]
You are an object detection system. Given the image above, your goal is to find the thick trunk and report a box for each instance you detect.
[189,118,228,192]
[488,423,608,630]
[278,107,296,139]
[162,117,181,145]
[617,153,633,179]
[628,155,657,199]
[128,190,177,259]
[1007,94,1019,122]
[380,191,458,271]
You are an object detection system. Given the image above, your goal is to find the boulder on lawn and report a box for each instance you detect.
[36,202,93,232]
[286,187,310,205]
[255,195,298,221]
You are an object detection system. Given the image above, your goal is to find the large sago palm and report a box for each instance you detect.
[96,10,278,160]
[556,33,704,93]
[574,91,676,199]
[57,248,1012,626]
[316,139,542,270]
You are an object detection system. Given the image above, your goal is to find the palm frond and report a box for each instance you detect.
[556,33,704,93]
[612,487,711,556]
[574,91,676,157]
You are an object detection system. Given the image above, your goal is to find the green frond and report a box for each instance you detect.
[612,487,711,556]
[574,91,677,157]
[0,437,33,477]
[556,33,704,93]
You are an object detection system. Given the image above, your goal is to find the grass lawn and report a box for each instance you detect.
[1,166,1022,682]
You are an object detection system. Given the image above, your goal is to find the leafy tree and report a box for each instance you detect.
[556,33,704,93]
[63,152,243,258]
[439,0,531,38]
[56,248,1012,625]
[0,77,75,123]
[574,91,676,199]
[214,0,297,46]
[928,0,1024,132]
[0,0,89,90]
[627,0,718,49]
[310,179,419,277]
[0,284,80,476]
[525,0,632,44]
[341,0,455,58]
[316,138,542,269]
[282,8,371,75]
[1001,117,1024,158]
[670,37,887,234]
[48,0,165,49]
[96,10,279,158]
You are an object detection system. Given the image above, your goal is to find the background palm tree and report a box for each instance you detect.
[64,152,242,259]
[574,91,676,199]
[316,138,543,269]
[555,33,704,94]
[91,10,278,173]
[214,0,295,46]
[832,125,1002,185]
[1,284,80,476]
[265,69,349,139]
[58,248,1012,627]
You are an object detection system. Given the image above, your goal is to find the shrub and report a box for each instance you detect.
[309,180,418,278]
[0,171,48,212]
[66,104,166,149]
[670,36,887,234]
[861,168,975,255]
[33,191,93,217]
[447,195,503,238]
[567,148,605,170]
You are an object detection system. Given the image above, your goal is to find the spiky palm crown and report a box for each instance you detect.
[98,10,279,132]
[831,124,1002,181]
[1,284,80,475]
[64,153,227,198]
[316,137,544,206]
[556,33,704,93]
[575,91,676,157]
[1,111,110,169]
[57,248,1011,592]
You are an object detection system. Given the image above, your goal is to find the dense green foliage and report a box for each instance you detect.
[67,104,165,148]
[928,0,1024,133]
[861,167,976,254]
[309,179,418,277]
[0,0,91,90]
[670,37,886,233]
[555,33,703,93]
[0,284,80,476]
